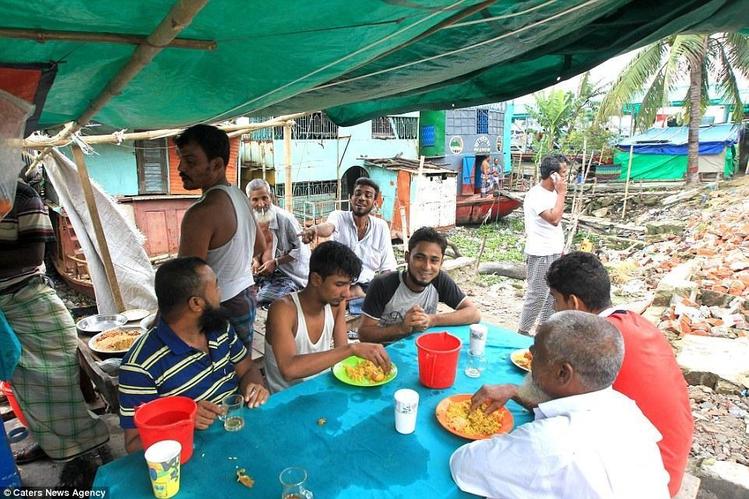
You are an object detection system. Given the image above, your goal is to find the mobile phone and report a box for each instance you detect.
[551,172,561,183]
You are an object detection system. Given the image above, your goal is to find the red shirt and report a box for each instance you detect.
[605,310,693,497]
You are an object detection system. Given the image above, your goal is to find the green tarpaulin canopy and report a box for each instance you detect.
[1,0,747,131]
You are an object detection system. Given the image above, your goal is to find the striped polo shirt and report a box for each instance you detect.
[118,319,248,429]
[0,180,55,291]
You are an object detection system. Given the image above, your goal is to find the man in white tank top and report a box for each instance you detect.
[264,241,391,393]
[176,125,266,350]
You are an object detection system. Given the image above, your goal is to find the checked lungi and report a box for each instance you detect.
[256,271,302,307]
[222,285,257,352]
[0,278,109,460]
[517,253,561,334]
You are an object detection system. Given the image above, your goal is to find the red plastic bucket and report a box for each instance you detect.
[134,396,197,464]
[0,382,29,427]
[416,332,462,389]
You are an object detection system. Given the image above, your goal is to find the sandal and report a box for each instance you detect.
[14,443,48,464]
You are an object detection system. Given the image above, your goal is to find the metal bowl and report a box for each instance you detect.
[76,314,127,334]
[88,326,144,357]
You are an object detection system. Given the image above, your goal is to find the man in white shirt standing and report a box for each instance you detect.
[300,177,396,298]
[450,311,669,499]
[518,154,567,336]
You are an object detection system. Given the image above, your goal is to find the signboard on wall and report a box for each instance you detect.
[474,135,491,154]
[449,136,464,154]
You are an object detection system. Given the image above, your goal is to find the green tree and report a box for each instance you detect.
[527,88,573,163]
[598,33,749,183]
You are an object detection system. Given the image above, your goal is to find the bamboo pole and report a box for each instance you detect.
[70,146,125,312]
[23,113,310,149]
[0,27,216,50]
[621,144,635,220]
[283,122,293,214]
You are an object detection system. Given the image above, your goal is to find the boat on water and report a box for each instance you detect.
[455,190,522,225]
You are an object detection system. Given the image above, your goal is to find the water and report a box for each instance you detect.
[224,416,244,432]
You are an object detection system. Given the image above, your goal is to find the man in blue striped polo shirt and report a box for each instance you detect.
[118,257,269,453]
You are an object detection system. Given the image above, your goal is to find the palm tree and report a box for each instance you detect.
[598,33,749,183]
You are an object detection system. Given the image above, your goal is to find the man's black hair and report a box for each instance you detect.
[155,257,209,317]
[309,241,362,281]
[545,251,612,311]
[539,154,567,179]
[353,177,380,197]
[408,226,447,255]
[174,124,230,167]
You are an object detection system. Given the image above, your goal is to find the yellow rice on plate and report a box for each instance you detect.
[445,399,502,437]
[344,359,389,383]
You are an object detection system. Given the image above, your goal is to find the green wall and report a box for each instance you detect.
[419,110,445,157]
[61,143,139,196]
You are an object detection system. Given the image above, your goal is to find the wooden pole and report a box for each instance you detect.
[283,122,293,214]
[70,146,125,312]
[0,27,216,50]
[621,143,635,220]
[399,206,409,248]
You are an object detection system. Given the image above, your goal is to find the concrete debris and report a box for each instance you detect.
[676,336,749,389]
[697,460,749,498]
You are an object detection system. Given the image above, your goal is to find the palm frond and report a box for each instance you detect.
[715,41,744,123]
[637,67,667,130]
[724,32,749,80]
[597,41,667,122]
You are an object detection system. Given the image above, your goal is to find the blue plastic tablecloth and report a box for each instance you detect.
[94,324,532,498]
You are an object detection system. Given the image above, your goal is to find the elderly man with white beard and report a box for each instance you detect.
[246,179,310,306]
[450,311,670,499]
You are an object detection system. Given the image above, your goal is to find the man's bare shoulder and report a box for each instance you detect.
[268,295,296,317]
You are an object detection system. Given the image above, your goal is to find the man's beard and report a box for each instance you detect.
[517,373,553,407]
[253,207,274,224]
[407,266,433,287]
[199,304,231,334]
[351,203,373,217]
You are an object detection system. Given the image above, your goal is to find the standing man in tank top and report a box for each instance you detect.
[264,241,391,393]
[176,124,266,351]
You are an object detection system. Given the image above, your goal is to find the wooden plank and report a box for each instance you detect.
[72,145,126,312]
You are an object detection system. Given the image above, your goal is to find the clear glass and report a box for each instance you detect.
[221,393,245,432]
[279,467,313,499]
[464,351,486,378]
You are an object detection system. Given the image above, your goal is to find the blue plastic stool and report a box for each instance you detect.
[0,423,21,489]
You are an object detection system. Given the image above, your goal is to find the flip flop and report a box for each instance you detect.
[14,443,48,464]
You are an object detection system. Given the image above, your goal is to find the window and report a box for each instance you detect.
[135,138,168,194]
[476,109,489,134]
[371,116,418,139]
[273,112,338,140]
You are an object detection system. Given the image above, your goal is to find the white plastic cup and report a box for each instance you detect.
[394,388,419,434]
[469,324,488,356]
[144,440,181,498]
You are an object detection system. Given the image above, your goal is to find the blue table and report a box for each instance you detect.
[94,324,532,498]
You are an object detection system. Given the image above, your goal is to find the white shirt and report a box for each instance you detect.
[450,388,669,499]
[326,210,397,284]
[523,183,564,256]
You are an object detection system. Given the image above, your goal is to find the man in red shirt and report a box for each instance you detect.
[472,252,693,497]
[545,252,693,496]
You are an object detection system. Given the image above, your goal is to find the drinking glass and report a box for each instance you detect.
[279,467,313,499]
[221,393,244,432]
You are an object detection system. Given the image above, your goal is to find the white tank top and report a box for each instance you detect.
[202,184,256,301]
[264,292,335,393]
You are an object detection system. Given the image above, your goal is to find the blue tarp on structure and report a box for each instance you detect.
[616,124,739,155]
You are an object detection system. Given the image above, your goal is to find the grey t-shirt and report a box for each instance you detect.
[361,271,466,327]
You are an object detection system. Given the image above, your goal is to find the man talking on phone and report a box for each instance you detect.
[517,154,568,336]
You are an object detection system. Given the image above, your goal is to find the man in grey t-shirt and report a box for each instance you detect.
[358,227,481,343]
